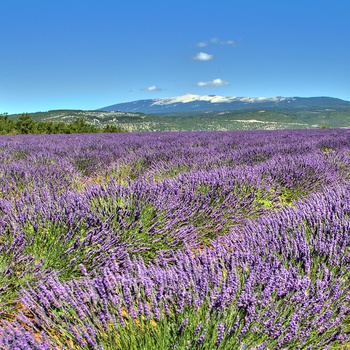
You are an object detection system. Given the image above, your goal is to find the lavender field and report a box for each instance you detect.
[1,129,350,349]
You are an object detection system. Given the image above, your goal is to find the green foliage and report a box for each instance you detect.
[90,195,172,263]
[16,113,36,134]
[4,106,350,133]
[0,114,126,135]
[320,146,335,154]
[0,231,37,318]
[22,220,90,281]
[102,124,125,133]
[253,188,274,209]
[279,187,306,206]
[0,113,16,134]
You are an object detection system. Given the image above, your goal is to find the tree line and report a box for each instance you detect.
[0,113,125,135]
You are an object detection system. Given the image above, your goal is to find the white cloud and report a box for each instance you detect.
[220,39,236,46]
[197,42,208,47]
[196,38,237,47]
[197,78,230,87]
[192,52,213,61]
[225,40,235,46]
[143,85,162,91]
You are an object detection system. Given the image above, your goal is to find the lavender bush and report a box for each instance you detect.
[1,129,350,348]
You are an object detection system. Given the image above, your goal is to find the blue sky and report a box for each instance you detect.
[1,0,349,114]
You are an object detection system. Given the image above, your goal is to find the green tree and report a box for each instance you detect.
[0,113,16,134]
[0,113,126,135]
[102,124,125,133]
[16,114,36,134]
[69,118,96,133]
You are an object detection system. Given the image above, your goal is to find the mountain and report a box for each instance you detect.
[8,95,350,133]
[99,94,350,114]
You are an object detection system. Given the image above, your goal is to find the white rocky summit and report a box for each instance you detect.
[151,94,290,105]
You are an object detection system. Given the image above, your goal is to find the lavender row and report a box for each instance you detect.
[0,145,345,293]
[1,129,350,348]
[1,129,350,196]
[2,184,350,348]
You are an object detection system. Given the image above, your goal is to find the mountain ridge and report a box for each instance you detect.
[6,95,350,133]
[99,94,350,114]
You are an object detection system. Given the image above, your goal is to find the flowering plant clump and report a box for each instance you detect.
[1,129,350,348]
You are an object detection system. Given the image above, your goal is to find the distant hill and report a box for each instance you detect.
[6,95,350,132]
[99,94,350,114]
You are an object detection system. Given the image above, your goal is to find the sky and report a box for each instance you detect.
[1,0,350,114]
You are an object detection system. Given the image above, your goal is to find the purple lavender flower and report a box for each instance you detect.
[197,330,207,345]
[177,316,189,335]
[216,322,225,344]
